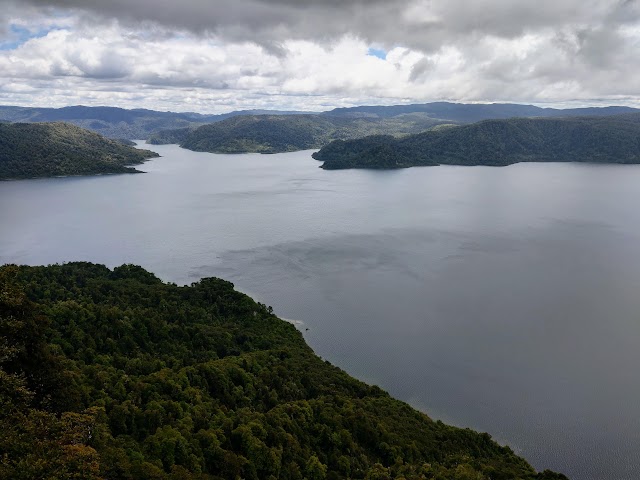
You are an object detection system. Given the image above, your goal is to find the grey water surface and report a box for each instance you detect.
[2,143,640,479]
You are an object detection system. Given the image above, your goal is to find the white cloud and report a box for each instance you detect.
[1,1,640,111]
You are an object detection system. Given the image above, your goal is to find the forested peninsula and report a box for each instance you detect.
[0,263,567,479]
[313,114,640,170]
[147,114,445,153]
[0,122,159,180]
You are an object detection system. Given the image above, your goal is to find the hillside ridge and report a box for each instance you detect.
[313,114,640,169]
[0,262,568,479]
[0,122,159,179]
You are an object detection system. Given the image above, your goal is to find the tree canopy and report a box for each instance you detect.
[0,122,159,179]
[151,114,446,154]
[0,262,567,479]
[313,114,640,170]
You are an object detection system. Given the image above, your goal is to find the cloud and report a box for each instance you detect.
[1,0,640,111]
[10,0,640,52]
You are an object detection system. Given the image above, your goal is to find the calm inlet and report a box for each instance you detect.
[2,143,640,480]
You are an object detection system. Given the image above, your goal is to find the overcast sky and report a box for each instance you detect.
[2,0,639,113]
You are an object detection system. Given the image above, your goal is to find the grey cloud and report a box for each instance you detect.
[67,50,132,79]
[11,0,636,48]
[3,0,640,110]
[409,57,435,82]
[0,1,541,49]
[5,0,638,97]
[574,27,626,69]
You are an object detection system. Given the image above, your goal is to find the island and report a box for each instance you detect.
[0,122,159,180]
[0,262,567,479]
[312,113,640,169]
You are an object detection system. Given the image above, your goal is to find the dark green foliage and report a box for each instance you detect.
[0,106,214,139]
[0,105,309,140]
[156,105,640,155]
[116,138,138,146]
[0,122,159,179]
[180,115,338,153]
[148,127,194,145]
[0,262,568,479]
[324,102,638,122]
[2,102,636,151]
[313,114,640,170]
[171,114,445,154]
[1,103,637,144]
[0,266,102,479]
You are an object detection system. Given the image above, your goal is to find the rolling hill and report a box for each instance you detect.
[3,103,637,150]
[0,122,159,179]
[323,102,638,122]
[313,114,640,170]
[150,103,640,154]
[154,114,448,153]
[0,106,308,140]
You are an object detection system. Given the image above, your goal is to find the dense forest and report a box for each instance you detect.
[147,127,195,146]
[313,114,640,169]
[0,106,306,140]
[0,262,567,479]
[0,122,159,179]
[150,105,640,155]
[2,103,636,142]
[323,102,637,122]
[150,114,446,153]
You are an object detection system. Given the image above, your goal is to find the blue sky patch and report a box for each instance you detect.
[0,24,57,51]
[367,47,387,60]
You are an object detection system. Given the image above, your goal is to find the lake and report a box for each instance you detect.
[2,143,640,480]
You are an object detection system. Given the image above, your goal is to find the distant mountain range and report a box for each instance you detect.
[1,103,637,147]
[0,122,158,180]
[313,113,640,169]
[0,105,309,140]
[148,103,640,154]
[323,102,638,122]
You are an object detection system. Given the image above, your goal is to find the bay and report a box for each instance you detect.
[2,143,640,479]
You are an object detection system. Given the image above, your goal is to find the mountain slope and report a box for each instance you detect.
[155,104,640,154]
[167,114,446,153]
[0,262,567,480]
[313,114,640,169]
[0,122,159,179]
[1,102,637,149]
[323,102,639,122]
[0,106,309,140]
[178,115,340,153]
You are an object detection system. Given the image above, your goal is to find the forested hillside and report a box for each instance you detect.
[324,102,638,122]
[147,127,195,145]
[156,114,445,153]
[0,263,567,479]
[1,103,637,155]
[313,114,640,169]
[0,122,159,179]
[0,106,307,140]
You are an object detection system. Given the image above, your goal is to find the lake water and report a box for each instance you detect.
[2,143,640,480]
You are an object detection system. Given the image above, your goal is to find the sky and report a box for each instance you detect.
[1,0,640,113]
